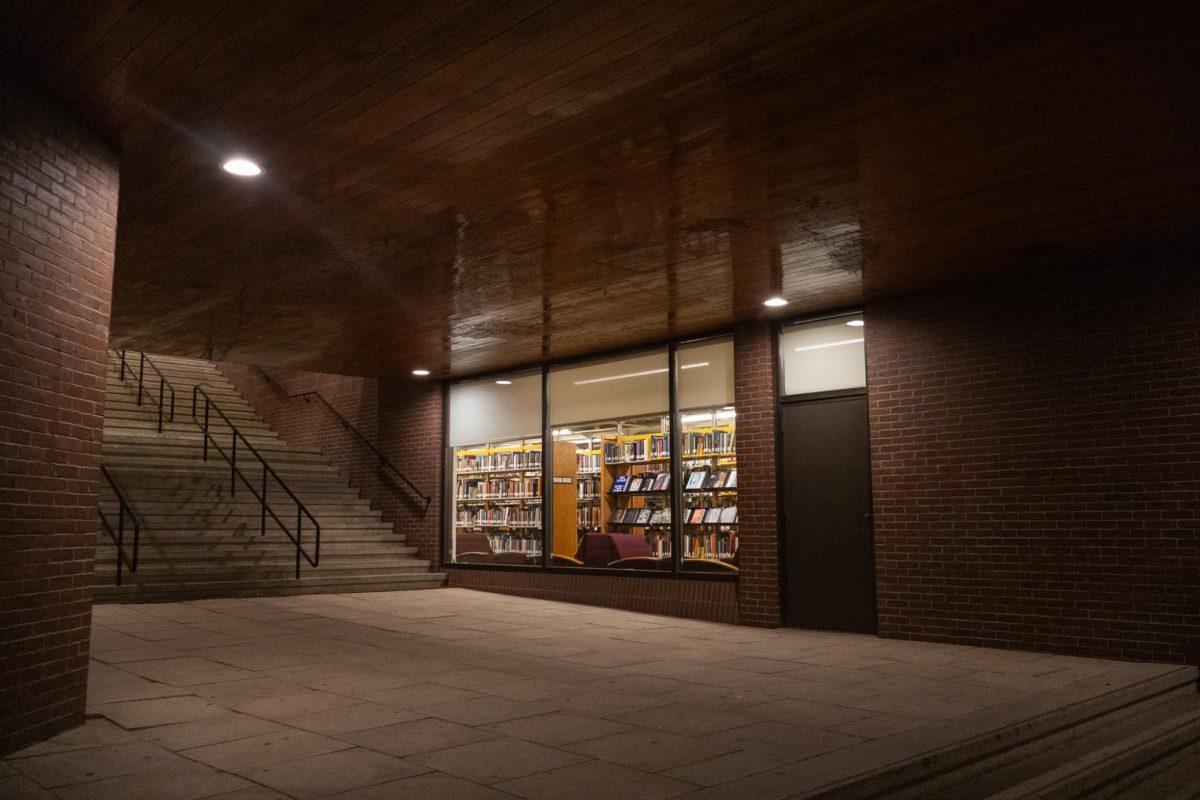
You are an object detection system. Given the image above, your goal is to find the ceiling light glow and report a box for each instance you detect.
[846,319,864,327]
[222,158,262,177]
[495,379,513,385]
[763,297,789,307]
[411,369,431,376]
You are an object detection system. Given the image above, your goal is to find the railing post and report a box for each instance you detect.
[261,464,268,536]
[157,378,165,433]
[230,430,237,496]
[116,507,125,587]
[295,507,302,580]
[118,349,127,381]
[169,389,175,423]
[131,519,140,571]
[137,353,146,406]
[202,397,210,461]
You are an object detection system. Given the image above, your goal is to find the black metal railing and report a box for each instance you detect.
[114,349,176,433]
[191,385,320,578]
[99,466,140,585]
[289,389,433,511]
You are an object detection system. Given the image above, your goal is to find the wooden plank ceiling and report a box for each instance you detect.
[2,0,1197,378]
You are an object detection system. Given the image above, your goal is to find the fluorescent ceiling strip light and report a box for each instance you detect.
[794,337,864,352]
[573,362,708,385]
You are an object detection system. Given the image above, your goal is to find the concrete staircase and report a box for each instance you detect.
[96,351,445,602]
[808,666,1200,799]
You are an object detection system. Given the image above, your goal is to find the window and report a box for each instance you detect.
[447,371,543,565]
[780,313,865,395]
[548,350,670,571]
[678,338,738,573]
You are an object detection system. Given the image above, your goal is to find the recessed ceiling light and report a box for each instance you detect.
[846,319,864,327]
[763,297,788,308]
[222,157,262,177]
[411,369,430,377]
[495,379,512,385]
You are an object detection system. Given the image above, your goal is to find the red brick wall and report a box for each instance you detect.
[867,262,1200,664]
[0,76,119,754]
[447,569,739,624]
[733,322,782,626]
[216,364,442,565]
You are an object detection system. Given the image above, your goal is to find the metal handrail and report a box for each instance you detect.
[99,466,140,585]
[289,389,433,510]
[191,385,320,578]
[113,349,176,433]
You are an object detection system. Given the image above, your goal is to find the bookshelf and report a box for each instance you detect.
[601,431,672,559]
[680,423,738,566]
[453,439,548,563]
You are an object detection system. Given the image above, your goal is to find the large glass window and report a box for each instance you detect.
[447,371,543,565]
[548,350,671,571]
[780,313,865,395]
[678,338,738,573]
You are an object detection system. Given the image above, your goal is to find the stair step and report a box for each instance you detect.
[93,572,448,602]
[982,701,1200,799]
[802,667,1200,799]
[917,684,1200,799]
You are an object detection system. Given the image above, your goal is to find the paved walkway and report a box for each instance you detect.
[1,589,1186,799]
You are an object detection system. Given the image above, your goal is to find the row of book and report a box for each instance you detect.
[683,505,738,525]
[456,449,542,473]
[611,506,673,526]
[684,532,738,559]
[455,506,543,528]
[603,435,669,463]
[577,452,600,474]
[577,505,600,529]
[684,467,737,491]
[456,477,540,500]
[682,429,735,457]
[577,476,599,500]
[611,472,670,493]
[482,534,543,555]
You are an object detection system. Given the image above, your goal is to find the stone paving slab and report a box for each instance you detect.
[3,588,1194,799]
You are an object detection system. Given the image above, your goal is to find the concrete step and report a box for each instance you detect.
[95,556,430,575]
[917,684,1200,799]
[801,666,1200,800]
[979,699,1200,799]
[1108,738,1200,799]
[98,542,417,554]
[102,441,330,465]
[92,571,448,603]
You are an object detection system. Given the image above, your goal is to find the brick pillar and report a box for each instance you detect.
[0,75,119,754]
[733,321,781,626]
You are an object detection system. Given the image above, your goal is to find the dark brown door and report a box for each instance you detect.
[781,394,875,633]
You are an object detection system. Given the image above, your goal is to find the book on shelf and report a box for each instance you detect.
[703,507,722,524]
[626,476,644,492]
[719,505,738,524]
[649,508,665,525]
[726,469,737,488]
[687,507,706,524]
[682,428,734,457]
[603,441,620,464]
[713,470,729,489]
[456,448,542,473]
[611,474,630,492]
[685,468,708,490]
[577,452,600,473]
[652,472,670,491]
[635,508,653,525]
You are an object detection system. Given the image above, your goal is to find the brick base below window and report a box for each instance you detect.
[447,568,740,625]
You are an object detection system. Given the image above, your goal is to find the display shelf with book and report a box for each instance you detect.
[601,432,672,561]
[680,416,737,567]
